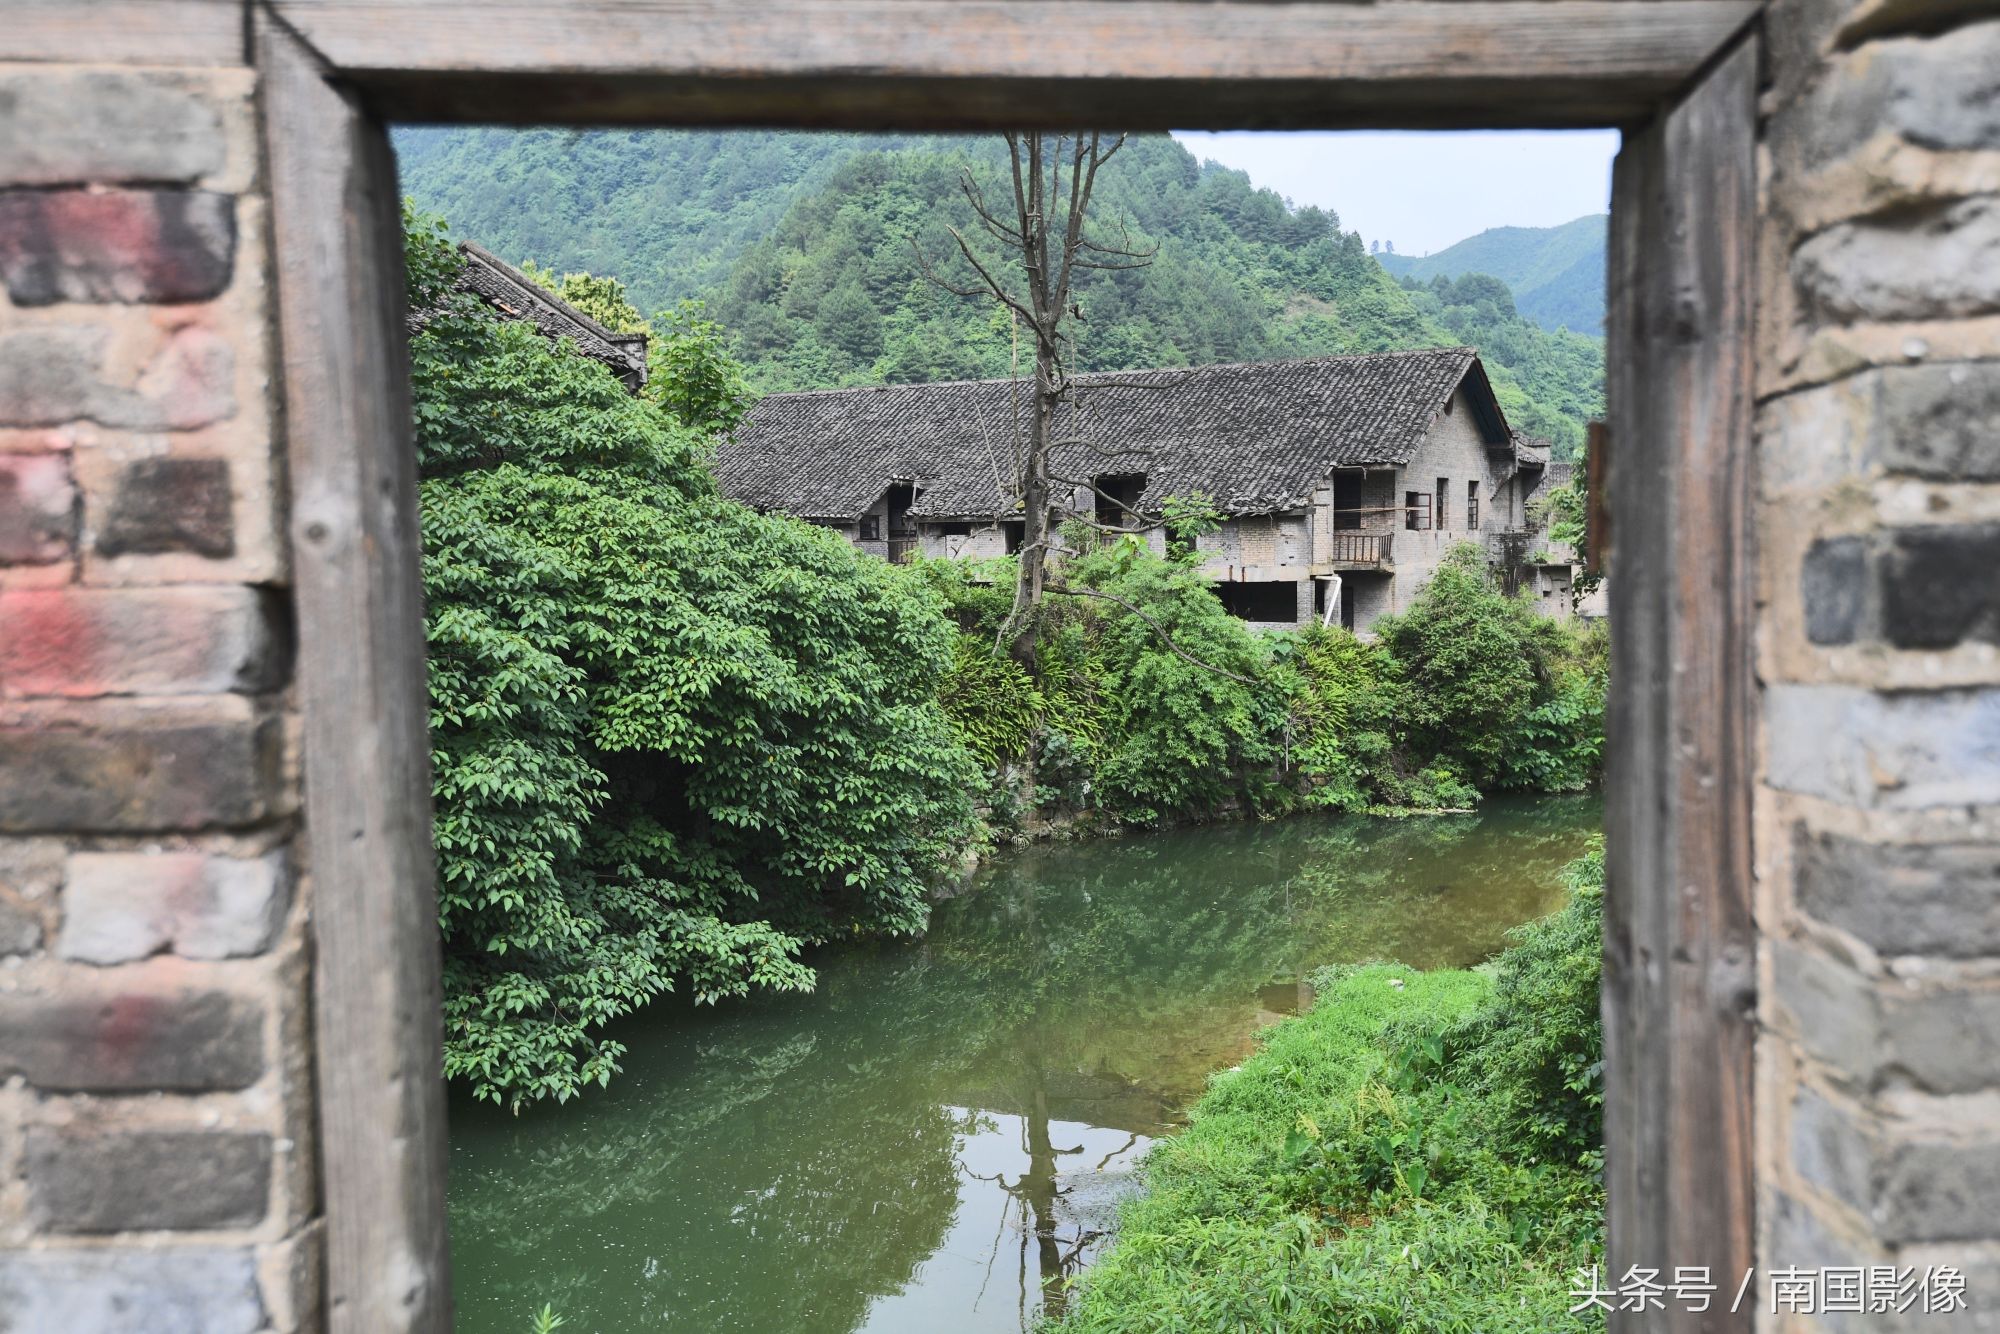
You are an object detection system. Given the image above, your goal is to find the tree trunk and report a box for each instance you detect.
[1001,332,1060,663]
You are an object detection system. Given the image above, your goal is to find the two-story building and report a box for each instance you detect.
[713,348,1587,633]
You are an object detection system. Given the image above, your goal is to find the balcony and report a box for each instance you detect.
[887,534,918,564]
[1322,531,1393,568]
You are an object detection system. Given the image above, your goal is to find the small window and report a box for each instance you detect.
[858,514,880,541]
[1404,491,1431,531]
[1094,473,1146,529]
[1436,477,1450,531]
[1467,480,1480,530]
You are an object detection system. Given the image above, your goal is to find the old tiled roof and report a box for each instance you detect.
[455,242,649,390]
[715,348,1507,523]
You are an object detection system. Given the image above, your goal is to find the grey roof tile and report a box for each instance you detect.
[716,348,1505,522]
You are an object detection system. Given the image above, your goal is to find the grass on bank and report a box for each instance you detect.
[1054,848,1607,1333]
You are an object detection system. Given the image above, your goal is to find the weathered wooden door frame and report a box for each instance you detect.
[254,4,1763,1330]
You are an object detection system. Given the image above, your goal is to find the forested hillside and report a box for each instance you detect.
[1377,214,1607,336]
[396,130,1602,456]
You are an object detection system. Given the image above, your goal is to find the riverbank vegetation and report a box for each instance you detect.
[1053,847,1607,1331]
[924,536,1606,830]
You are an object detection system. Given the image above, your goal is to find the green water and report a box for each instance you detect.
[447,794,1601,1333]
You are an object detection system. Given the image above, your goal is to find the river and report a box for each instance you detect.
[447,793,1601,1333]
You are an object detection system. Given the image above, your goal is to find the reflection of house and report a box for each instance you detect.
[714,348,1587,633]
[447,241,650,393]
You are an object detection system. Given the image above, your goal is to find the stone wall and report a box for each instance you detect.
[1755,4,2000,1328]
[0,38,319,1334]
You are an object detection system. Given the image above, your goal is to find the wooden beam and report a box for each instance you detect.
[271,0,1759,129]
[0,0,245,65]
[256,15,452,1334]
[1602,34,1758,1334]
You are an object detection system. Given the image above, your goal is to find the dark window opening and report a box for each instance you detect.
[885,483,916,539]
[885,483,916,563]
[936,522,972,537]
[1467,479,1480,530]
[1216,580,1299,623]
[1003,521,1024,554]
[857,514,880,541]
[1436,477,1450,531]
[1333,472,1364,530]
[1094,473,1146,529]
[1404,491,1431,531]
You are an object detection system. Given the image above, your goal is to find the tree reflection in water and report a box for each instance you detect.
[447,794,1600,1333]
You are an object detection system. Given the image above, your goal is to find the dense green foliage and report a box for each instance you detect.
[397,129,1604,457]
[1454,846,1607,1166]
[1055,850,1608,1332]
[409,209,976,1109]
[1371,545,1607,795]
[925,538,1605,830]
[1378,214,1608,337]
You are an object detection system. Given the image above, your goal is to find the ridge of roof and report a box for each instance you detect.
[752,346,1481,402]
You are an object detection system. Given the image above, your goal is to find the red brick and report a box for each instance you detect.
[1,586,283,697]
[0,189,235,306]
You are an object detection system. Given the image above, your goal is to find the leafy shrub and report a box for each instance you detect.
[411,208,976,1108]
[1372,545,1541,788]
[1051,543,1277,824]
[1277,626,1403,812]
[1454,842,1606,1166]
[1374,544,1607,796]
[938,634,1041,768]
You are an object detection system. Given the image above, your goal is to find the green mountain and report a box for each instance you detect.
[1378,215,1607,336]
[391,127,936,310]
[395,130,1602,456]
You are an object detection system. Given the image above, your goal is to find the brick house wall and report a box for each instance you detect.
[1373,384,1515,618]
[1754,6,2000,1328]
[0,37,321,1334]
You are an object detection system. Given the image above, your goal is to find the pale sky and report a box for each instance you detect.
[1171,130,1621,258]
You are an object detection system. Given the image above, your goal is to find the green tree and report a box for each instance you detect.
[409,207,976,1108]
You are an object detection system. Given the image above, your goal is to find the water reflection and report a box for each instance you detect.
[448,794,1600,1333]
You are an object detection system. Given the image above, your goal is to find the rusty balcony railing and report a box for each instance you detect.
[1323,531,1393,566]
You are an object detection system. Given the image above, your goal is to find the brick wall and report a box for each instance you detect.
[0,42,319,1334]
[1756,5,2000,1328]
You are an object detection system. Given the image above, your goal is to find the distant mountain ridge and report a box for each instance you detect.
[1378,215,1607,336]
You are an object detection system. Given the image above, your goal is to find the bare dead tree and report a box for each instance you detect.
[912,131,1155,662]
